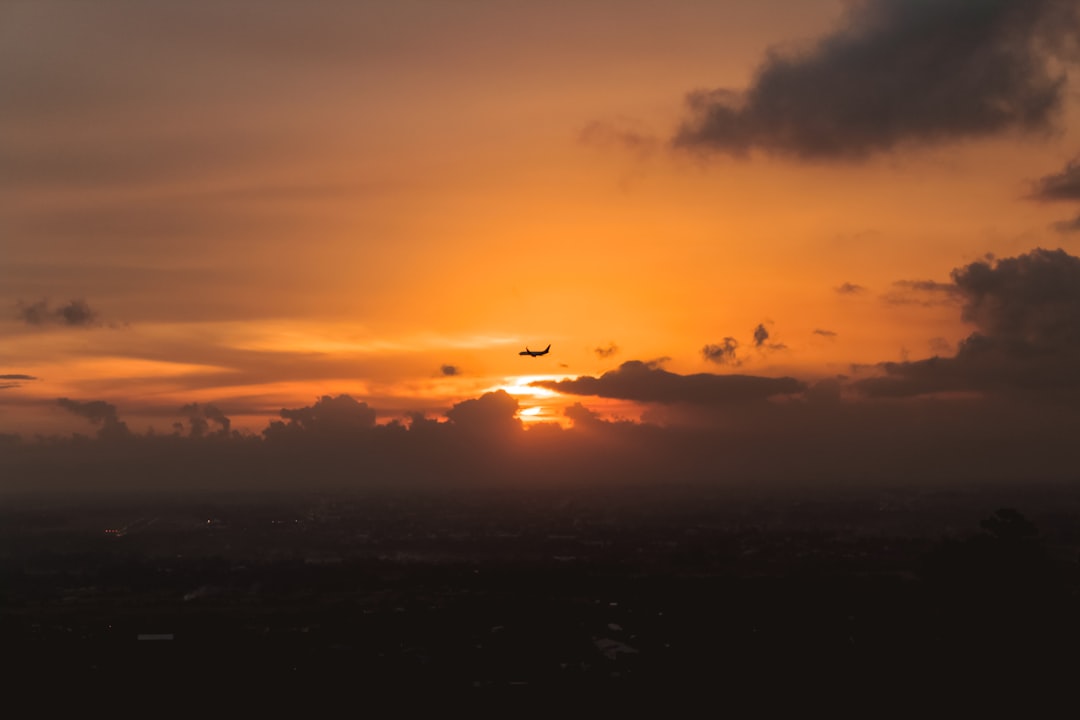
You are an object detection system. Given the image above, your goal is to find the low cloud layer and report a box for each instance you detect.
[532,360,804,406]
[674,0,1079,159]
[265,395,377,440]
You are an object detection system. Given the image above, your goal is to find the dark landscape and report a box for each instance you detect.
[6,482,1080,693]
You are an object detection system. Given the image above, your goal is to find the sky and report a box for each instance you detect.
[3,0,1080,489]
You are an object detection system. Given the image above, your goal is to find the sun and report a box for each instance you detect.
[485,374,576,426]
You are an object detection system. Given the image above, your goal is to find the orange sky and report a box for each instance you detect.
[3,0,1080,438]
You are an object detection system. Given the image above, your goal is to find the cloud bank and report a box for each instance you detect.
[674,0,1079,159]
[532,360,804,406]
[857,248,1080,397]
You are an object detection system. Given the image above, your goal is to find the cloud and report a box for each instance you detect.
[1031,157,1080,201]
[445,390,521,434]
[929,337,953,354]
[594,343,620,359]
[264,394,376,440]
[17,299,98,327]
[0,373,39,391]
[702,338,739,365]
[882,279,960,306]
[836,283,866,295]
[441,364,461,376]
[813,329,838,338]
[752,323,769,348]
[532,360,805,406]
[56,397,130,439]
[751,322,787,353]
[179,402,232,438]
[1052,215,1080,233]
[856,248,1080,397]
[674,0,1079,159]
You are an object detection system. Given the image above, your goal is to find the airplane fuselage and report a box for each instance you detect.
[519,344,550,357]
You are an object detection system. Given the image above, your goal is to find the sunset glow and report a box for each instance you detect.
[2,0,1079,458]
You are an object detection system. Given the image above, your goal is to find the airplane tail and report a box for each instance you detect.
[544,344,551,352]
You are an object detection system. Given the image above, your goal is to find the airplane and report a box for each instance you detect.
[519,344,551,357]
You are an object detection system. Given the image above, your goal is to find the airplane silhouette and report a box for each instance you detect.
[519,344,551,357]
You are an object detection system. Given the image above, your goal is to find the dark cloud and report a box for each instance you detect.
[1030,158,1080,231]
[0,373,38,391]
[56,299,96,326]
[813,329,838,338]
[702,338,739,365]
[594,343,620,359]
[56,397,130,439]
[179,403,232,438]
[836,283,866,295]
[17,298,98,327]
[752,322,787,353]
[882,279,960,306]
[440,365,460,376]
[564,402,602,427]
[929,337,953,354]
[1031,157,1080,201]
[752,323,769,348]
[532,360,805,406]
[674,0,1079,159]
[264,395,376,441]
[445,390,521,434]
[954,248,1080,347]
[1052,215,1080,233]
[857,248,1080,397]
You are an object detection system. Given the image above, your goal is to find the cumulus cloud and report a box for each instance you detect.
[702,338,739,365]
[264,394,376,440]
[445,390,521,434]
[856,248,1080,397]
[674,0,1079,159]
[179,402,231,438]
[57,397,130,439]
[532,360,804,406]
[17,299,98,327]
